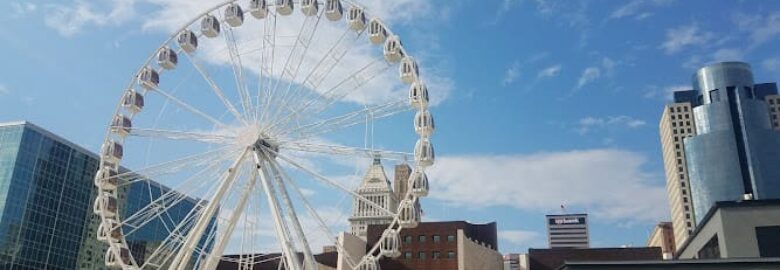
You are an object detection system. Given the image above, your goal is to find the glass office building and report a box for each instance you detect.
[0,121,210,269]
[671,62,780,224]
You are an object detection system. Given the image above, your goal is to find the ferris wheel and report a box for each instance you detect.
[93,0,435,269]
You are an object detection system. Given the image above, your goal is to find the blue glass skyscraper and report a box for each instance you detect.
[672,62,780,224]
[0,121,210,269]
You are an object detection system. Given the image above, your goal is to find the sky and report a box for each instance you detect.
[1,0,780,256]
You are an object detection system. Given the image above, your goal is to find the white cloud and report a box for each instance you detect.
[44,0,136,36]
[491,0,523,24]
[735,12,780,50]
[643,85,690,100]
[763,57,780,72]
[660,24,714,54]
[577,115,646,134]
[427,150,668,223]
[711,48,744,62]
[609,0,674,20]
[576,67,601,88]
[537,64,562,79]
[11,2,37,17]
[502,62,521,86]
[499,230,541,246]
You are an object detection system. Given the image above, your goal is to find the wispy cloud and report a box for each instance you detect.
[643,85,690,100]
[43,0,136,36]
[577,115,646,134]
[763,57,780,72]
[577,67,601,88]
[735,12,780,50]
[11,2,37,17]
[499,230,542,247]
[491,0,523,24]
[660,24,715,54]
[0,84,9,96]
[503,62,522,86]
[537,64,562,79]
[575,57,617,89]
[609,0,674,21]
[428,150,668,223]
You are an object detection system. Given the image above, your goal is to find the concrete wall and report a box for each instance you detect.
[336,232,366,270]
[457,229,503,270]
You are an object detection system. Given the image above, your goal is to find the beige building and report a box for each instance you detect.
[348,158,398,240]
[659,103,697,248]
[646,222,676,259]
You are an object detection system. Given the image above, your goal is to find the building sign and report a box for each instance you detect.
[548,217,586,225]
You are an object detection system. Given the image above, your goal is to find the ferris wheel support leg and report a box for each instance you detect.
[199,171,259,270]
[268,159,318,270]
[254,151,304,270]
[169,149,249,270]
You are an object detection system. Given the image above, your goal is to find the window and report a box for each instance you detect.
[684,197,689,203]
[677,107,682,113]
[404,252,412,259]
[710,89,721,102]
[447,235,455,242]
[688,128,693,133]
[684,205,690,211]
[671,115,676,120]
[679,174,685,180]
[756,226,780,257]
[675,144,680,149]
[433,235,441,243]
[682,190,687,195]
[677,159,682,165]
[771,99,776,105]
[404,235,412,244]
[432,251,441,259]
[687,121,691,125]
[698,235,720,259]
[681,181,686,187]
[672,122,677,127]
[419,235,426,242]
[684,107,689,112]
[448,251,456,259]
[418,251,425,260]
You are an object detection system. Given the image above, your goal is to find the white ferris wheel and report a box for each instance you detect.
[93,0,435,269]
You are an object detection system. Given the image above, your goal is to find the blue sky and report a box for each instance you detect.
[1,0,780,254]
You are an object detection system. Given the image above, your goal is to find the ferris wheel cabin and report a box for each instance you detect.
[325,0,343,21]
[368,18,388,44]
[414,110,435,137]
[177,30,198,53]
[379,230,401,258]
[138,67,159,90]
[225,4,245,27]
[157,47,178,70]
[414,138,435,167]
[276,0,294,16]
[122,89,144,114]
[250,0,269,19]
[410,170,429,197]
[409,82,429,109]
[400,57,420,84]
[301,0,318,16]
[110,114,132,137]
[384,36,405,62]
[201,15,221,38]
[347,6,366,31]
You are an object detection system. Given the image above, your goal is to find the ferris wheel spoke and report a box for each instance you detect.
[103,145,240,188]
[151,87,229,129]
[308,58,393,115]
[277,98,409,138]
[200,166,258,270]
[265,12,323,127]
[129,128,236,144]
[258,13,278,125]
[182,51,248,125]
[141,202,204,268]
[271,151,396,217]
[272,27,369,131]
[280,142,413,162]
[170,149,250,270]
[267,158,360,269]
[223,24,255,122]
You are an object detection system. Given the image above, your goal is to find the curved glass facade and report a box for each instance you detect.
[684,62,780,224]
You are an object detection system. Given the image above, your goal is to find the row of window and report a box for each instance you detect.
[402,251,456,260]
[403,234,456,243]
[669,106,690,113]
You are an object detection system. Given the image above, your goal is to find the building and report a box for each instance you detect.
[0,121,207,269]
[646,222,675,259]
[527,247,662,270]
[504,253,528,270]
[557,257,780,270]
[362,221,503,270]
[659,98,697,247]
[676,199,780,260]
[546,214,589,249]
[348,158,399,240]
[659,62,780,246]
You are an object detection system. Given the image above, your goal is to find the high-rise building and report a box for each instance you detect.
[659,100,697,247]
[0,121,207,269]
[660,62,780,248]
[348,157,398,240]
[646,222,675,259]
[546,214,589,249]
[394,163,412,202]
